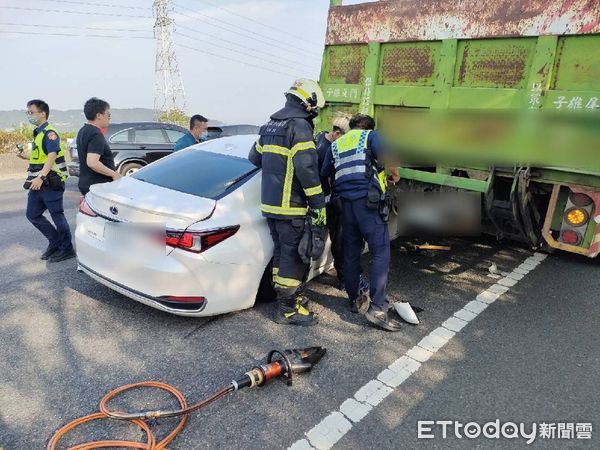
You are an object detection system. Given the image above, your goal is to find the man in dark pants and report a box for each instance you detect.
[20,99,75,262]
[249,79,327,326]
[321,114,403,331]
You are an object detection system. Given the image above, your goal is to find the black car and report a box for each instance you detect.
[67,122,259,177]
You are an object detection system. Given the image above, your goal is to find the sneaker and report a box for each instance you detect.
[274,303,319,326]
[48,248,76,263]
[41,246,58,260]
[350,294,370,314]
[365,306,402,331]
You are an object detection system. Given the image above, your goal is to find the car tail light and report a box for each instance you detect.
[564,207,589,227]
[560,229,582,246]
[79,197,97,217]
[166,225,240,253]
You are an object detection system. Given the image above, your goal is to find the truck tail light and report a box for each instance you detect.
[570,192,593,208]
[564,207,589,227]
[560,229,582,246]
[166,225,239,253]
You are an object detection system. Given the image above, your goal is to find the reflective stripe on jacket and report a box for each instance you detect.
[330,129,385,200]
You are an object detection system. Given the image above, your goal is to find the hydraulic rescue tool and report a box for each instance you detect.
[48,346,326,450]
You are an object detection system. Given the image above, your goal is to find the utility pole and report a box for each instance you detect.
[153,0,186,121]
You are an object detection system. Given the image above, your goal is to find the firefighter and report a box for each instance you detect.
[321,114,418,331]
[21,99,75,262]
[249,79,326,326]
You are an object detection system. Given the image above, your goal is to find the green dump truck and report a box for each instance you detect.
[318,0,600,257]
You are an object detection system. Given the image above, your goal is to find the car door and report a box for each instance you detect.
[164,126,187,148]
[107,127,134,154]
[133,125,171,164]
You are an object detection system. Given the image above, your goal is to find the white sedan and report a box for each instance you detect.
[75,135,332,317]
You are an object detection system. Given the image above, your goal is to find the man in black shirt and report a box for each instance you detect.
[76,97,121,196]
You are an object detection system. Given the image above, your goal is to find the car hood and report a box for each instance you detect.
[87,176,216,229]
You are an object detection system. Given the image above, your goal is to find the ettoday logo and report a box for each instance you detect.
[417,420,593,444]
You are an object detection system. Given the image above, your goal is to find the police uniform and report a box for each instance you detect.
[321,129,391,313]
[249,96,325,325]
[25,122,73,258]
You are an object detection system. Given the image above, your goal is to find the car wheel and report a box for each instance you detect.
[120,162,143,176]
[256,261,276,303]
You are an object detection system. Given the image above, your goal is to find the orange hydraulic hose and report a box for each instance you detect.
[47,381,232,450]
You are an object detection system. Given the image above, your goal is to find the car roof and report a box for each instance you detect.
[108,122,187,130]
[186,134,258,159]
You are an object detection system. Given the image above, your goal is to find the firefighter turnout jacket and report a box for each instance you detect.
[249,98,325,219]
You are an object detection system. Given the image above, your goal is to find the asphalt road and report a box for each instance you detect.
[0,178,598,449]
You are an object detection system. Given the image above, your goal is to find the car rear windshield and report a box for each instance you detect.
[131,150,257,199]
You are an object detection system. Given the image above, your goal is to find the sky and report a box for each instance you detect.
[0,0,371,125]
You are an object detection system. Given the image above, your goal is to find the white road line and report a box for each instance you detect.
[290,253,546,450]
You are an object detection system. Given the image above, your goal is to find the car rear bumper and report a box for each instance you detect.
[78,262,208,316]
[75,213,261,316]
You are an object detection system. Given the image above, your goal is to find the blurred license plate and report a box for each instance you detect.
[104,222,166,261]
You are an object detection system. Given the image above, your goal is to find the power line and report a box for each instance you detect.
[175,31,311,73]
[175,7,319,60]
[36,0,149,11]
[0,22,152,34]
[177,42,297,78]
[0,29,154,40]
[175,24,320,71]
[0,5,152,19]
[175,4,316,58]
[0,28,311,78]
[192,0,323,47]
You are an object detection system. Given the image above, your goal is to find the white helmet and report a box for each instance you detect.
[285,78,326,109]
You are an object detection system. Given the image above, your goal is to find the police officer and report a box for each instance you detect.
[321,114,416,331]
[21,99,75,262]
[249,79,327,326]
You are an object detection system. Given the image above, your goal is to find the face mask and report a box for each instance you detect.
[308,107,319,119]
[199,131,209,142]
[28,116,38,125]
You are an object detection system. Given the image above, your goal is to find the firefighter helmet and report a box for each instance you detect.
[285,79,325,109]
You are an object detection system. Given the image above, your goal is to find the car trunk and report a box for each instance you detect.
[86,176,216,229]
